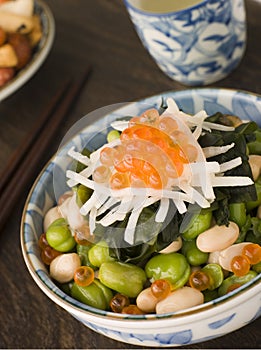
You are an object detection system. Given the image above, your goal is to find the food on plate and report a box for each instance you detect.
[0,0,43,86]
[39,98,261,315]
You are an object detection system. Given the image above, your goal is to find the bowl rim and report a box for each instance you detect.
[21,87,261,323]
[0,0,55,102]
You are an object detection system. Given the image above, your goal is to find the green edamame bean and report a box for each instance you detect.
[76,184,93,206]
[202,263,223,290]
[88,241,115,267]
[246,182,261,211]
[245,217,261,244]
[182,239,209,266]
[145,252,190,289]
[75,148,91,173]
[46,218,75,252]
[182,211,212,240]
[99,261,146,298]
[71,279,113,310]
[218,271,257,296]
[76,244,96,268]
[203,289,219,302]
[107,130,120,143]
[252,261,261,274]
[229,203,247,228]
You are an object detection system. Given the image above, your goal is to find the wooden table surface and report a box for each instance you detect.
[0,0,260,348]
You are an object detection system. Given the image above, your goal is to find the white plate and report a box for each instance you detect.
[0,0,55,102]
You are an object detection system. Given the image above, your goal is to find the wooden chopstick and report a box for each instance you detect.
[0,65,92,231]
[0,79,71,195]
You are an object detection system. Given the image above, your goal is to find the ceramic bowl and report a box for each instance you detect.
[123,0,246,85]
[0,0,55,101]
[21,88,261,347]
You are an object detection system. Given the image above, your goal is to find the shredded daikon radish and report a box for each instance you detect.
[155,198,170,223]
[203,143,235,158]
[65,98,253,243]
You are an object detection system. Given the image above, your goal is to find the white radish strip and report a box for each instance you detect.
[193,125,202,140]
[79,192,100,216]
[189,161,220,174]
[211,176,253,187]
[110,120,129,131]
[155,198,169,222]
[96,197,121,216]
[80,190,108,216]
[164,98,180,114]
[94,193,110,209]
[89,207,97,234]
[98,197,134,226]
[202,121,235,131]
[124,197,158,245]
[219,157,242,173]
[114,196,135,215]
[67,164,95,187]
[179,182,211,208]
[66,170,109,193]
[67,147,90,166]
[173,199,187,214]
[203,143,235,158]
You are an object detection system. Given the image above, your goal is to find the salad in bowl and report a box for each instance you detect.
[21,88,261,347]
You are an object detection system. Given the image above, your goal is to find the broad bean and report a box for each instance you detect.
[229,203,247,228]
[88,241,115,267]
[99,261,146,298]
[76,244,96,268]
[46,218,75,252]
[246,181,261,211]
[182,239,209,266]
[76,184,93,206]
[253,261,261,273]
[71,278,113,310]
[201,263,223,290]
[145,253,190,289]
[182,211,212,240]
[218,271,257,296]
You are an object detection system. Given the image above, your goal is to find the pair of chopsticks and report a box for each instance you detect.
[0,65,92,231]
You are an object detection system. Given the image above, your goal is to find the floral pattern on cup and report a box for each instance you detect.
[124,0,246,85]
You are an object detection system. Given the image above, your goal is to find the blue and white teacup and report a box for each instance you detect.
[123,0,246,86]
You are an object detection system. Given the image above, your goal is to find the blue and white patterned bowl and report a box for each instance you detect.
[21,88,261,347]
[123,0,246,86]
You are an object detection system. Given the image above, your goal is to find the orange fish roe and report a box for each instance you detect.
[96,111,198,190]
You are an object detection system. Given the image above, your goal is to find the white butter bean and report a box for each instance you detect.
[156,287,204,314]
[50,253,81,284]
[218,242,252,271]
[248,155,261,181]
[196,221,239,252]
[208,250,221,264]
[43,206,62,232]
[136,287,158,313]
[159,236,182,254]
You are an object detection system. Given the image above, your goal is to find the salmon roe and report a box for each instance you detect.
[74,266,95,287]
[242,243,261,265]
[151,279,171,300]
[95,110,198,190]
[231,255,250,277]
